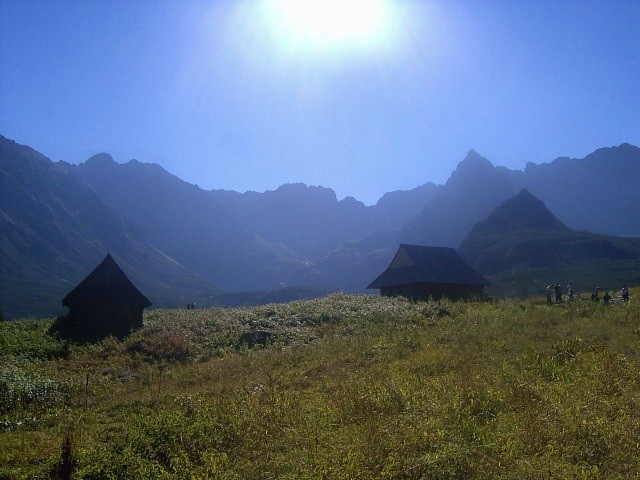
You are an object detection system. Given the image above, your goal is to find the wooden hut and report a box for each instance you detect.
[58,254,151,341]
[367,244,491,301]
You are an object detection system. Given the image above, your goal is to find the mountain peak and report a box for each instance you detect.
[444,149,501,191]
[274,183,338,203]
[467,188,569,236]
[583,143,640,164]
[465,148,482,159]
[85,153,115,167]
[451,150,494,176]
[463,149,491,165]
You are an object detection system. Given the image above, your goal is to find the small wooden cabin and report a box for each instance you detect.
[58,254,151,341]
[367,244,491,301]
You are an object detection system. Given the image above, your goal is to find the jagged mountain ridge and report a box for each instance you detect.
[62,153,311,291]
[400,150,516,247]
[509,143,640,237]
[209,183,374,260]
[66,155,439,292]
[2,134,640,317]
[64,143,640,270]
[209,181,438,260]
[0,136,219,318]
[401,144,640,248]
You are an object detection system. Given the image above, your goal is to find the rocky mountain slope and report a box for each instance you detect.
[509,144,640,237]
[62,154,325,291]
[2,133,639,317]
[401,145,640,248]
[401,150,516,247]
[0,136,218,318]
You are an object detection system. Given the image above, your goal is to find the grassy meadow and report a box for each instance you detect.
[1,291,640,479]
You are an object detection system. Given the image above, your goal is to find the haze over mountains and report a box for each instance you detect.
[0,137,218,318]
[459,189,639,297]
[401,145,640,247]
[1,134,639,318]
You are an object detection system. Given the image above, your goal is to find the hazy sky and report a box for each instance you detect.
[1,0,638,205]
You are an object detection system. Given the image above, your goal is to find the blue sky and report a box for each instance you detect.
[1,0,638,205]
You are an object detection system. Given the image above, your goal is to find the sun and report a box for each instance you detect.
[265,0,395,53]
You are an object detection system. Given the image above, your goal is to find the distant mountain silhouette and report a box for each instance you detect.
[210,183,374,260]
[509,143,640,237]
[401,145,640,248]
[401,150,515,247]
[208,181,438,291]
[63,152,427,295]
[63,154,312,291]
[368,182,439,231]
[465,188,570,236]
[458,189,639,296]
[0,135,218,318]
[3,134,640,317]
[315,230,399,291]
[209,181,438,260]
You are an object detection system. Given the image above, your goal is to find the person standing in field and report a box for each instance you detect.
[554,284,562,304]
[621,285,629,302]
[546,285,553,306]
[566,281,574,302]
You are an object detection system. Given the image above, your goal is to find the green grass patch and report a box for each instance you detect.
[1,292,640,478]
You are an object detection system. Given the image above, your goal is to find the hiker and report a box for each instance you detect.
[566,281,574,302]
[591,287,600,302]
[621,285,629,303]
[603,291,611,304]
[554,284,562,304]
[546,285,553,306]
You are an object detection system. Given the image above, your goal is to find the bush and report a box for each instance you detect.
[0,319,69,360]
[128,330,194,362]
[0,369,70,414]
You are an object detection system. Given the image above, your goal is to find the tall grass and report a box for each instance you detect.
[1,291,639,478]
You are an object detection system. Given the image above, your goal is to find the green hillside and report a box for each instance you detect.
[459,190,640,298]
[2,293,640,478]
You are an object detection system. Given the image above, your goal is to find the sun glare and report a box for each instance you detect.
[265,0,395,53]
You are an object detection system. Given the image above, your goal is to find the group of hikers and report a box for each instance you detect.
[546,282,630,306]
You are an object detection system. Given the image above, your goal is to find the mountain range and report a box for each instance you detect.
[0,137,218,319]
[459,189,640,297]
[1,134,639,318]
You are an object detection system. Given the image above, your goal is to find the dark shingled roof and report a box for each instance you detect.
[367,244,491,289]
[62,254,152,307]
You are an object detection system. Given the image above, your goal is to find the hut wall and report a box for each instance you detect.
[380,283,484,301]
[66,303,144,341]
